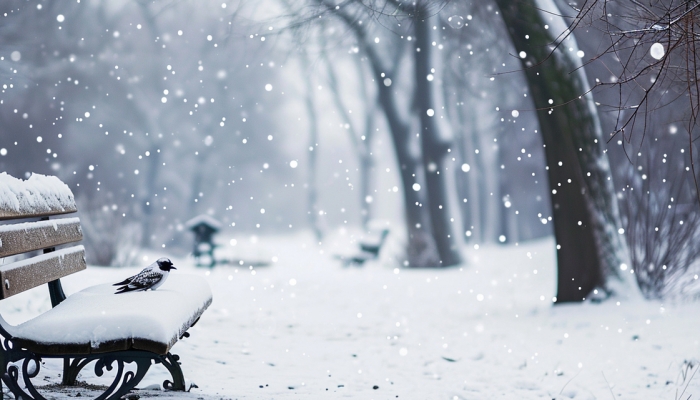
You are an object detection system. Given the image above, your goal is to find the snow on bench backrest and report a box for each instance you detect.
[0,172,77,220]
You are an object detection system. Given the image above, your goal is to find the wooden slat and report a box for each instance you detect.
[0,208,76,221]
[0,246,86,299]
[0,218,83,258]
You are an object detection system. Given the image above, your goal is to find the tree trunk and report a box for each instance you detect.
[358,151,373,229]
[322,47,376,231]
[315,1,440,267]
[413,11,462,266]
[375,74,440,267]
[356,58,377,230]
[495,0,631,302]
[363,55,440,267]
[300,53,324,242]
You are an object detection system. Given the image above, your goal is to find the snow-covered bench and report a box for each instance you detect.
[335,228,390,266]
[0,173,212,400]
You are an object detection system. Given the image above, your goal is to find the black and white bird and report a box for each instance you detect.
[113,257,176,294]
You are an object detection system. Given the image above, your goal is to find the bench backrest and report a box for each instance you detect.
[0,173,85,300]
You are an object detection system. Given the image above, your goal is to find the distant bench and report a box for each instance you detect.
[335,228,390,266]
[0,172,212,400]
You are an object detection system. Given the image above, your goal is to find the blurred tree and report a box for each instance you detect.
[619,134,700,298]
[319,31,379,232]
[298,36,325,241]
[348,15,442,267]
[0,0,294,260]
[304,0,466,267]
[412,4,462,266]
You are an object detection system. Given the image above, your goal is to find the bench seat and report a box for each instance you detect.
[2,274,212,356]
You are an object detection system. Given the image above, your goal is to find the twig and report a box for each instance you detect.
[559,369,582,395]
[602,371,616,400]
[679,364,699,400]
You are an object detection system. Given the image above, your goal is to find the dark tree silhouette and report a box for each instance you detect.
[495,0,632,301]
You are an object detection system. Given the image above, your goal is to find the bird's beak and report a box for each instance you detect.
[171,266,177,270]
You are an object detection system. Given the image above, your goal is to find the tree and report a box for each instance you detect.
[495,0,632,301]
[304,0,465,267]
[0,0,295,258]
[573,0,700,134]
[319,35,379,231]
[347,14,442,267]
[570,0,700,299]
[412,5,462,266]
[619,134,700,298]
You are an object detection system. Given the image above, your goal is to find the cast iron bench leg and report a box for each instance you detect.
[158,353,186,390]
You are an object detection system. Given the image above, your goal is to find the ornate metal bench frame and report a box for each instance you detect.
[0,245,196,400]
[0,334,186,400]
[0,173,207,399]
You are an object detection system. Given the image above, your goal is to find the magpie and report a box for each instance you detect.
[114,257,176,294]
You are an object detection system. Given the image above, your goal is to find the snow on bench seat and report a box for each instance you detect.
[2,274,212,355]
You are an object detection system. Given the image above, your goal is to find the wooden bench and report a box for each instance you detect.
[0,172,212,400]
[335,228,390,266]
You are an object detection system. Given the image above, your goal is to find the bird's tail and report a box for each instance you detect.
[114,285,137,294]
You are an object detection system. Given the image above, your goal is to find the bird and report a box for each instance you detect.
[113,257,176,294]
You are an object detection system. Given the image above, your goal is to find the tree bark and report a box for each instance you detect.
[363,48,440,268]
[413,10,462,266]
[300,52,324,242]
[373,65,440,267]
[322,47,375,231]
[495,0,631,301]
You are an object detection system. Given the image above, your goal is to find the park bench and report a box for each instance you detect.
[0,172,212,400]
[335,228,390,266]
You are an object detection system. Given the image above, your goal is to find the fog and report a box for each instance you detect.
[1,0,698,293]
[0,1,544,261]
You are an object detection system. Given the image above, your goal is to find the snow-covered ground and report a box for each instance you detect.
[1,234,698,399]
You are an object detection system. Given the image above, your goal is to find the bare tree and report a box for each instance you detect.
[319,34,379,231]
[277,0,452,266]
[574,0,700,135]
[412,4,462,266]
[620,135,700,298]
[323,1,468,266]
[351,18,442,267]
[495,0,632,301]
[569,0,700,203]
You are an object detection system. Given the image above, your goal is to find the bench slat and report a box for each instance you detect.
[0,208,77,221]
[0,218,83,258]
[0,246,86,299]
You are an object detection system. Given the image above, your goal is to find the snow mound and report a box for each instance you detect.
[0,173,76,219]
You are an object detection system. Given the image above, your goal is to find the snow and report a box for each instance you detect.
[3,274,211,351]
[0,235,698,399]
[0,216,79,235]
[0,173,76,219]
[184,214,223,231]
[650,42,665,60]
